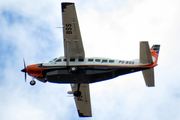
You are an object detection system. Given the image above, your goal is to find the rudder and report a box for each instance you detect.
[150,45,160,65]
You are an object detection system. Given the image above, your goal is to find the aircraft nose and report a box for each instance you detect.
[21,68,26,72]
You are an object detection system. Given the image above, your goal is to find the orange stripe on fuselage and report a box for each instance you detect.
[73,63,157,68]
[44,63,157,68]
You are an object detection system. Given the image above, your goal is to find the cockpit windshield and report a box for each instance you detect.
[49,58,57,62]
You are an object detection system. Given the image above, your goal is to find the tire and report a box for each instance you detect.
[74,91,81,97]
[30,80,36,86]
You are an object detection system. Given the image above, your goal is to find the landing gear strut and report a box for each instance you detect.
[74,83,81,97]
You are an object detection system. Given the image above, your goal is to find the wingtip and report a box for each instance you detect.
[61,2,74,12]
[78,110,92,117]
[62,2,74,4]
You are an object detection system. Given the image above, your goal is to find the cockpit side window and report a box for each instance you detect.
[56,59,62,62]
[49,58,57,62]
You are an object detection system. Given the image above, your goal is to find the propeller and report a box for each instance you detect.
[21,58,27,82]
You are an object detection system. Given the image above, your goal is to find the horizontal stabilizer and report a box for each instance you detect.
[142,68,154,87]
[140,41,153,63]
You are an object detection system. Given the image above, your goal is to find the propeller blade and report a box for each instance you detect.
[23,58,26,69]
[21,58,27,82]
[25,70,27,82]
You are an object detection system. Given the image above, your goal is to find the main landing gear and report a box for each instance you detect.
[73,83,81,97]
[69,67,81,97]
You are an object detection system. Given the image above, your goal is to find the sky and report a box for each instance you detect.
[0,0,180,119]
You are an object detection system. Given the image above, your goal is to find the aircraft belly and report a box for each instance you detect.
[45,67,149,83]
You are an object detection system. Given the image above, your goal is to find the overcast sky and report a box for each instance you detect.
[0,0,180,120]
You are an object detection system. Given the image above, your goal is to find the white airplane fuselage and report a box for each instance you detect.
[25,56,157,84]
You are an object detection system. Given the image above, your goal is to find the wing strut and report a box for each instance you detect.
[65,39,70,65]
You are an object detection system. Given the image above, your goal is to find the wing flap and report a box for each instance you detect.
[71,84,92,117]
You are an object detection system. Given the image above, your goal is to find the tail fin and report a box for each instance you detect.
[140,41,160,65]
[150,45,160,65]
[140,41,153,64]
[140,42,160,87]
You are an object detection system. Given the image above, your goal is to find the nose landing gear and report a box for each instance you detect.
[30,77,36,86]
[30,80,36,86]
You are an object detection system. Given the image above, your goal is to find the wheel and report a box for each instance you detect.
[74,91,81,97]
[30,80,36,86]
[70,66,77,72]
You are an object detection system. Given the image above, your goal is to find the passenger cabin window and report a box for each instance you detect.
[56,59,62,62]
[109,60,114,63]
[70,59,75,62]
[79,59,84,62]
[88,59,93,62]
[63,59,66,62]
[95,59,101,62]
[102,59,107,63]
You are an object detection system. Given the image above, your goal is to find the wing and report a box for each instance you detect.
[61,3,85,62]
[71,84,92,117]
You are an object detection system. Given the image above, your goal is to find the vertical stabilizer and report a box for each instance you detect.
[141,42,160,87]
[140,41,153,63]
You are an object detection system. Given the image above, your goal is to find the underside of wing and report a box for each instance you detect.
[71,84,92,117]
[61,3,85,62]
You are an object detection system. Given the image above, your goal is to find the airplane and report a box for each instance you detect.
[21,2,160,117]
